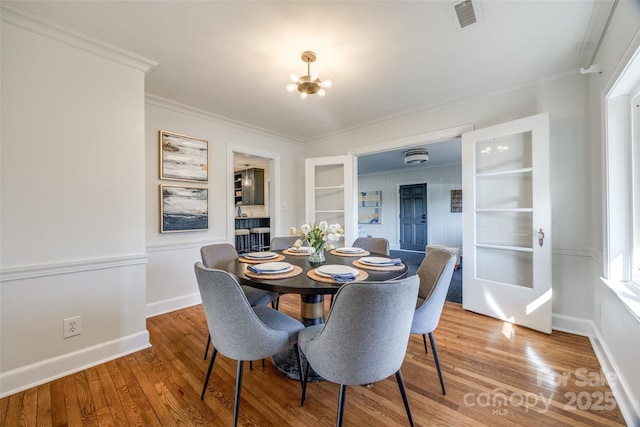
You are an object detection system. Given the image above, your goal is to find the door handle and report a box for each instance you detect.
[536,229,545,247]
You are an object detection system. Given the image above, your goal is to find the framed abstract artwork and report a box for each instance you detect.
[358,191,382,224]
[358,207,382,224]
[160,185,208,232]
[359,190,382,207]
[159,130,208,182]
[451,189,462,212]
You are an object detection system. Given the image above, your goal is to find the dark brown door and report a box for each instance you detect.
[399,184,427,251]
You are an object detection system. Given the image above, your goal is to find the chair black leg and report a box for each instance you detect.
[395,370,415,427]
[293,344,305,402]
[428,332,446,395]
[204,334,211,360]
[249,360,253,370]
[422,334,429,354]
[233,360,244,427]
[200,347,218,399]
[302,354,311,405]
[336,384,347,427]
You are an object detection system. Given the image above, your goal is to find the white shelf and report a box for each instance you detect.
[315,185,344,191]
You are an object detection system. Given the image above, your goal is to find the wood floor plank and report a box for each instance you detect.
[0,298,627,426]
[85,366,114,426]
[49,378,67,427]
[17,387,37,426]
[94,363,136,426]
[106,357,161,425]
[72,370,98,426]
[35,384,52,427]
[2,394,22,427]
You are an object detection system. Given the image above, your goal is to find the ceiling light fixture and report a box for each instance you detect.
[242,164,252,186]
[286,51,332,99]
[404,149,429,165]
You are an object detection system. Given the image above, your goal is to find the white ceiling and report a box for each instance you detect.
[358,138,461,175]
[5,1,607,145]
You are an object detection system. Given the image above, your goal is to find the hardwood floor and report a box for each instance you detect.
[0,296,626,426]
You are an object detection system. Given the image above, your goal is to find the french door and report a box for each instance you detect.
[304,155,357,247]
[462,113,552,333]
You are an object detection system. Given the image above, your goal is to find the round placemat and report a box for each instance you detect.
[239,254,286,264]
[282,249,313,257]
[307,268,369,284]
[330,249,370,257]
[352,259,405,271]
[245,265,303,279]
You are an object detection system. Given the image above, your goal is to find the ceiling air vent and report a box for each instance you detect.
[450,0,482,31]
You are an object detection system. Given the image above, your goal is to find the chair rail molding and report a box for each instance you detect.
[0,253,148,282]
[146,238,228,253]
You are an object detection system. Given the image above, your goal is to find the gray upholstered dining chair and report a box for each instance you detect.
[351,237,390,255]
[194,262,305,427]
[269,235,300,251]
[298,276,420,427]
[410,248,456,395]
[200,243,280,359]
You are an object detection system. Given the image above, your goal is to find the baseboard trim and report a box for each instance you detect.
[146,292,202,318]
[551,313,595,336]
[589,323,640,426]
[552,313,640,425]
[0,331,150,398]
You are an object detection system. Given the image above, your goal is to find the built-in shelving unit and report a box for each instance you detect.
[304,155,356,246]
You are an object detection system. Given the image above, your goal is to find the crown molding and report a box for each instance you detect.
[145,94,303,146]
[307,66,579,145]
[1,5,157,73]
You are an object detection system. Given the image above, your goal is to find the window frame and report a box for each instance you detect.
[633,88,640,288]
[604,41,640,318]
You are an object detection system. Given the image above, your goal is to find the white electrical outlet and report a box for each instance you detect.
[63,316,81,338]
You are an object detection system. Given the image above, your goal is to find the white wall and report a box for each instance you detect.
[0,9,153,396]
[358,164,462,250]
[587,1,640,423]
[144,98,306,316]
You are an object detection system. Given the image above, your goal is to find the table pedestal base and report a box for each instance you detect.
[271,347,323,382]
[272,294,326,382]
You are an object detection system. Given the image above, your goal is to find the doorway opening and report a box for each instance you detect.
[354,136,463,252]
[228,146,280,252]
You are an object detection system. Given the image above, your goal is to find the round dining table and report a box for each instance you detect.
[226,249,409,380]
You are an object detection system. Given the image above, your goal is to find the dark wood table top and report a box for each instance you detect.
[227,250,408,295]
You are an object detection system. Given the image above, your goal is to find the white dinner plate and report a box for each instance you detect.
[244,251,278,259]
[316,265,359,277]
[288,246,311,253]
[335,247,365,253]
[251,262,293,273]
[360,256,397,266]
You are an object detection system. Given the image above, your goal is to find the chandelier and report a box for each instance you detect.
[286,51,332,99]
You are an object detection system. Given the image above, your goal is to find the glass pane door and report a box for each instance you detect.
[462,113,552,333]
